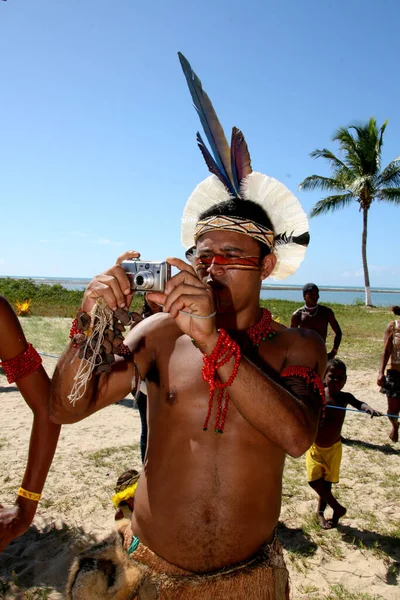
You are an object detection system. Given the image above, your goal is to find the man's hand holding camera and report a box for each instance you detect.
[82,250,140,314]
[83,252,218,354]
[148,257,218,353]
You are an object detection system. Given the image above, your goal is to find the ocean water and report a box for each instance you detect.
[2,276,400,307]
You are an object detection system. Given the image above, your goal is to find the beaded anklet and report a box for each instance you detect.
[202,330,241,433]
[0,344,42,384]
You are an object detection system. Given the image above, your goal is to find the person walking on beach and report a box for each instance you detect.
[51,55,326,600]
[291,283,342,359]
[307,358,381,530]
[377,306,400,442]
[0,296,61,551]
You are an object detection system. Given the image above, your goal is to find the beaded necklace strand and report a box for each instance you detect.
[202,308,276,433]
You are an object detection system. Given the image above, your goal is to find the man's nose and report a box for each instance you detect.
[207,257,224,275]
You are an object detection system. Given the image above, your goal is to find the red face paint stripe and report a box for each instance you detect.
[195,255,260,269]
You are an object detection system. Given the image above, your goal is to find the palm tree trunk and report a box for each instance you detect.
[361,207,372,306]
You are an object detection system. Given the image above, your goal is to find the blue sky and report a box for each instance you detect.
[1,0,399,288]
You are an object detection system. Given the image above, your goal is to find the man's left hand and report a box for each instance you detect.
[148,258,218,352]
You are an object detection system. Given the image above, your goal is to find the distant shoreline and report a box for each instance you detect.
[1,275,399,294]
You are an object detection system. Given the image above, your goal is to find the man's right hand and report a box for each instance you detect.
[82,250,140,313]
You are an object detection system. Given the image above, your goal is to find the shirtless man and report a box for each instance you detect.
[52,224,326,598]
[377,306,400,442]
[291,283,342,359]
[52,55,327,599]
[307,358,381,529]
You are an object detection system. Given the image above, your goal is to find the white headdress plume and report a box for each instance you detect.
[179,53,309,280]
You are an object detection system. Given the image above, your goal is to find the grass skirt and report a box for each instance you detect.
[66,520,289,600]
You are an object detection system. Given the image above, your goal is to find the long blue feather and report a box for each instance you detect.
[178,52,239,197]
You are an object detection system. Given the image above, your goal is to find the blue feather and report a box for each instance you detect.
[178,52,239,197]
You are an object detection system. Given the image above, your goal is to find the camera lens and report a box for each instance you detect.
[135,275,144,287]
[134,271,154,289]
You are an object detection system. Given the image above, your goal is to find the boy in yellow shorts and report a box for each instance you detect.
[307,359,381,529]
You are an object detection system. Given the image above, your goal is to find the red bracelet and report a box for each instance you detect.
[281,365,326,418]
[201,330,241,433]
[69,317,81,340]
[0,343,42,384]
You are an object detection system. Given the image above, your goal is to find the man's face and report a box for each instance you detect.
[303,289,319,307]
[324,366,346,395]
[195,230,275,313]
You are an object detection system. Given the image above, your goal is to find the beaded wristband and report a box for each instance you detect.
[0,343,42,384]
[201,330,242,433]
[17,487,41,502]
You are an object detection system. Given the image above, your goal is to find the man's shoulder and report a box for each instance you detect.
[284,325,325,346]
[319,304,334,315]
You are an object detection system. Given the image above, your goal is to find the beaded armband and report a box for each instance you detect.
[201,330,242,433]
[0,343,42,384]
[280,365,326,417]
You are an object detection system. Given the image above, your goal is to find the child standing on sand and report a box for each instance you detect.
[306,358,381,529]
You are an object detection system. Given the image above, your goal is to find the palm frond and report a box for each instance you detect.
[376,157,400,188]
[333,127,363,174]
[378,188,400,204]
[310,193,355,217]
[348,120,380,176]
[350,174,375,196]
[299,175,347,192]
[377,119,389,161]
[309,148,352,175]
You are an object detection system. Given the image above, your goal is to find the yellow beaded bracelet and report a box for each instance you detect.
[18,487,41,502]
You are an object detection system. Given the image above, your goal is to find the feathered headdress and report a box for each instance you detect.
[178,52,309,280]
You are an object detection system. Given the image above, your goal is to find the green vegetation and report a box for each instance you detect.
[0,279,391,368]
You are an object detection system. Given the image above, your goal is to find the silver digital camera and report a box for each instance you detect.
[121,259,171,292]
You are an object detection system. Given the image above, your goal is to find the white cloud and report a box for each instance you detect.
[341,269,363,278]
[72,231,88,238]
[341,265,400,278]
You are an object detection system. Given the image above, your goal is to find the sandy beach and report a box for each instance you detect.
[0,358,399,599]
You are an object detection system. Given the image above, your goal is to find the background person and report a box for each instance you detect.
[0,296,61,551]
[291,283,342,359]
[377,305,400,442]
[134,295,163,463]
[307,358,381,530]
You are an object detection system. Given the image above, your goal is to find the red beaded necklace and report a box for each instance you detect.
[246,308,277,346]
[202,308,276,433]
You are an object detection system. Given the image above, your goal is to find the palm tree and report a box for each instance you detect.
[299,118,400,306]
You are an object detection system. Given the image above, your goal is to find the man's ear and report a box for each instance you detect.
[260,252,277,280]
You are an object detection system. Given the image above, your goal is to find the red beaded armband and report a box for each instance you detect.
[0,343,42,384]
[280,365,326,416]
[119,342,133,361]
[69,317,82,340]
[201,330,242,433]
